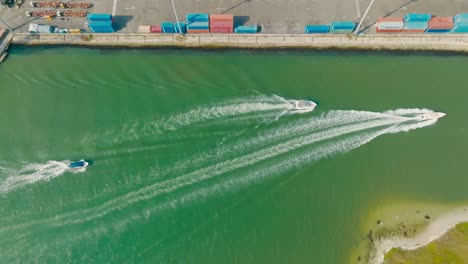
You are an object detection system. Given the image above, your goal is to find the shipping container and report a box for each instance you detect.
[451,24,468,33]
[210,14,234,22]
[304,25,330,34]
[28,23,54,33]
[454,14,468,23]
[426,28,451,33]
[234,25,257,33]
[87,13,112,22]
[376,28,402,33]
[210,28,232,33]
[376,17,404,23]
[399,29,425,33]
[187,21,209,30]
[403,21,428,30]
[138,25,151,33]
[330,21,355,33]
[186,13,209,23]
[376,21,404,30]
[150,25,162,33]
[161,22,175,33]
[89,21,114,32]
[428,17,454,29]
[210,21,233,28]
[174,22,187,33]
[404,13,431,22]
[187,29,210,33]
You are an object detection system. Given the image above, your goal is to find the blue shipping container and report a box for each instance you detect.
[426,28,451,33]
[87,13,112,22]
[161,22,175,33]
[187,22,209,30]
[89,21,114,33]
[304,25,329,34]
[454,14,468,23]
[174,22,187,33]
[451,24,468,33]
[404,13,431,22]
[186,13,209,23]
[234,25,257,33]
[330,21,355,33]
[403,21,428,30]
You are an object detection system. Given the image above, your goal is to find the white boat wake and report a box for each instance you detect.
[0,108,445,245]
[0,160,84,194]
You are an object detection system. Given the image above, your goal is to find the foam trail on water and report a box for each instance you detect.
[0,108,443,240]
[0,109,434,232]
[0,161,78,194]
[108,95,295,144]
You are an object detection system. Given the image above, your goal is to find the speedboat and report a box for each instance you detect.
[288,100,317,111]
[68,159,89,169]
[418,112,446,121]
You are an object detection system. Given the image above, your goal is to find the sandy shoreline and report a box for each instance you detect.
[370,206,468,264]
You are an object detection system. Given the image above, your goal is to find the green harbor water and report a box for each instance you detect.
[0,47,467,263]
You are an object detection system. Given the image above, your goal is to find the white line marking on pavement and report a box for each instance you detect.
[355,0,361,17]
[112,0,118,16]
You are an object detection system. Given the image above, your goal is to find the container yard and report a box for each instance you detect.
[1,0,468,59]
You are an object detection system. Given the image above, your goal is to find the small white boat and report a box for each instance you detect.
[288,100,317,112]
[68,159,89,170]
[418,112,446,121]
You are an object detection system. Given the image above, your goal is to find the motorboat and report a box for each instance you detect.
[288,100,317,112]
[68,159,89,169]
[418,112,446,121]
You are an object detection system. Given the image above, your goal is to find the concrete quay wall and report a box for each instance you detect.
[11,33,468,51]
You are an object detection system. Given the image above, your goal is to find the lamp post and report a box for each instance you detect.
[170,0,183,34]
[355,0,377,35]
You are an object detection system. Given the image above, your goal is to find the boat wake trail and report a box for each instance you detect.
[0,108,444,241]
[109,95,300,144]
[0,160,78,194]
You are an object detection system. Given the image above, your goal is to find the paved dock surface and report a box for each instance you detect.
[1,0,468,34]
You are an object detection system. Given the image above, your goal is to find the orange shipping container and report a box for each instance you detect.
[210,14,234,22]
[428,17,454,29]
[376,17,404,23]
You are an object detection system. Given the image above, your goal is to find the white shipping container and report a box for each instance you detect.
[138,25,151,33]
[376,22,404,30]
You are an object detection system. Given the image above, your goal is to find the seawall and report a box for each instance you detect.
[11,33,468,51]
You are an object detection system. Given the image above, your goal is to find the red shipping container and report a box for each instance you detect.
[150,25,162,33]
[400,29,425,33]
[210,22,233,28]
[376,28,401,33]
[428,17,454,29]
[376,17,404,23]
[210,28,233,33]
[210,14,234,22]
[187,29,210,33]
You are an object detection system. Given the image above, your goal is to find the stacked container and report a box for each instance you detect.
[87,13,114,33]
[161,22,175,33]
[150,25,162,33]
[402,13,431,33]
[89,21,114,33]
[330,21,355,33]
[186,13,209,33]
[173,22,187,34]
[234,25,257,33]
[87,13,112,22]
[210,14,234,33]
[426,17,453,33]
[375,17,403,33]
[304,24,330,34]
[452,14,468,33]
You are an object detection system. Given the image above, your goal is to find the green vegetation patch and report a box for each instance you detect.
[384,222,468,264]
